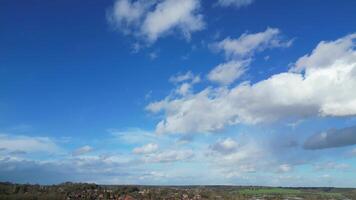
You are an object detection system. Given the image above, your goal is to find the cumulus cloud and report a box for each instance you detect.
[107,0,147,33]
[72,145,93,156]
[168,71,201,96]
[207,60,249,85]
[303,125,356,150]
[207,28,291,85]
[217,0,254,8]
[108,0,204,43]
[210,138,238,154]
[0,134,60,154]
[147,33,356,134]
[206,135,275,178]
[133,143,158,154]
[142,0,204,42]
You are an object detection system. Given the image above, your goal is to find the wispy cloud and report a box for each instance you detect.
[133,143,158,154]
[217,0,255,8]
[0,134,60,154]
[72,145,93,156]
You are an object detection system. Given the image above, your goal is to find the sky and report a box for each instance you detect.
[1,0,356,187]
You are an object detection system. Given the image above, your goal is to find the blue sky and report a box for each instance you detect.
[1,0,356,186]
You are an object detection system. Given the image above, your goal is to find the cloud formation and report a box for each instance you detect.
[207,60,249,85]
[169,71,201,84]
[217,0,254,8]
[0,134,60,154]
[303,125,356,150]
[108,0,205,43]
[72,145,93,156]
[133,143,158,154]
[147,33,356,134]
[142,149,194,163]
[210,138,238,154]
[207,28,292,85]
[212,27,292,59]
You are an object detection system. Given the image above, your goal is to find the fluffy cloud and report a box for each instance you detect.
[207,60,249,85]
[0,134,60,154]
[147,33,356,134]
[207,28,291,85]
[210,138,238,154]
[133,143,158,154]
[142,0,204,42]
[303,125,356,150]
[72,145,93,156]
[108,0,204,43]
[108,0,147,33]
[206,135,276,178]
[168,71,201,96]
[217,0,254,8]
[213,27,292,59]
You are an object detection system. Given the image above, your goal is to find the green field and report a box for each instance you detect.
[233,187,348,199]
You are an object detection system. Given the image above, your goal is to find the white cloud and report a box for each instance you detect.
[314,162,351,171]
[210,138,238,154]
[142,149,194,163]
[207,28,291,85]
[0,134,60,154]
[291,34,356,73]
[139,171,168,180]
[216,142,263,164]
[147,33,356,134]
[206,136,273,178]
[108,0,204,43]
[217,0,254,8]
[207,60,249,85]
[142,0,204,42]
[277,164,292,173]
[109,128,156,144]
[213,27,292,59]
[108,0,147,33]
[133,143,158,154]
[72,145,93,156]
[175,82,192,96]
[169,71,200,84]
[170,71,201,96]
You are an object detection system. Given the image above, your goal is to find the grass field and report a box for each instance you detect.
[235,188,347,199]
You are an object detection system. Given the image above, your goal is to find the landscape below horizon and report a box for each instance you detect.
[1,182,356,200]
[2,0,356,193]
